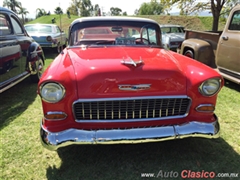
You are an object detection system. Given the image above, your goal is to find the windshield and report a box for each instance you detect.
[161,27,185,34]
[69,20,162,47]
[25,25,52,33]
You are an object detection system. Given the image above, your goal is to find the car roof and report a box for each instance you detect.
[71,16,159,26]
[0,6,16,14]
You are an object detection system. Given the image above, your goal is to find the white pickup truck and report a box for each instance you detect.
[179,5,240,84]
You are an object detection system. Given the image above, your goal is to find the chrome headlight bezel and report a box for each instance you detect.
[199,78,221,97]
[40,82,65,103]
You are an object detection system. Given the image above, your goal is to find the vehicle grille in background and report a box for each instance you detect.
[73,97,191,121]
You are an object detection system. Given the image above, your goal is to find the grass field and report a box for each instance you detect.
[0,48,239,180]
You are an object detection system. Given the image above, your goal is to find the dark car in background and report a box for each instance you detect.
[0,7,45,93]
[24,24,67,53]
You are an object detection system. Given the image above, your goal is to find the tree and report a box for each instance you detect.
[3,0,22,13]
[160,0,239,31]
[94,4,101,16]
[69,0,93,17]
[54,7,63,15]
[134,9,139,15]
[80,0,93,17]
[122,11,128,16]
[18,6,29,24]
[36,8,47,18]
[68,0,81,16]
[138,0,164,15]
[110,7,122,16]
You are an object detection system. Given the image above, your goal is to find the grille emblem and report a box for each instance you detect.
[118,84,151,91]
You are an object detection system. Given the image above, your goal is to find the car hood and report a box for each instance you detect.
[67,47,187,98]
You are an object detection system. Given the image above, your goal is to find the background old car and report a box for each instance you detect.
[0,7,45,93]
[24,23,67,53]
[179,4,240,84]
[160,24,185,51]
[38,16,223,151]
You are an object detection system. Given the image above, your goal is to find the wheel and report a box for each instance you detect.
[30,57,44,83]
[184,50,194,59]
[135,37,150,44]
[56,43,61,53]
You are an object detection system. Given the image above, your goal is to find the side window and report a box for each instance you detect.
[56,26,61,33]
[10,16,24,34]
[229,10,240,31]
[0,14,12,36]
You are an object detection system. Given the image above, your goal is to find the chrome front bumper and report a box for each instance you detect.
[40,117,220,151]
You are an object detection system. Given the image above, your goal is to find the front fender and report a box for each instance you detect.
[27,42,45,73]
[27,41,45,62]
[180,39,215,67]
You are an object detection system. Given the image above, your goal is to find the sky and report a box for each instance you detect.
[0,0,152,18]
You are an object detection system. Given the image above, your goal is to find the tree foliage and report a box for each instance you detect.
[36,8,47,18]
[18,7,29,23]
[80,0,93,17]
[110,7,122,16]
[54,7,63,15]
[138,0,164,15]
[3,0,21,13]
[160,0,239,31]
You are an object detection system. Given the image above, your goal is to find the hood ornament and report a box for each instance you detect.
[121,57,144,67]
[118,84,151,91]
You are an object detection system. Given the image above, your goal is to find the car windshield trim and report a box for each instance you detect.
[69,20,162,47]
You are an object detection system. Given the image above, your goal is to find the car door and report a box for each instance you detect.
[216,9,240,73]
[0,13,23,87]
[0,11,32,90]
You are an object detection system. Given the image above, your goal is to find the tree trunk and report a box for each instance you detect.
[211,0,225,31]
[212,13,220,31]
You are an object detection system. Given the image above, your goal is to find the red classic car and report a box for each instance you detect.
[38,17,224,151]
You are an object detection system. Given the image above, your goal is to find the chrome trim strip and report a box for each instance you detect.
[44,111,67,121]
[0,72,30,93]
[195,104,215,113]
[40,116,220,151]
[72,96,192,123]
[218,66,240,76]
[76,116,188,123]
[73,95,189,102]
[118,84,151,91]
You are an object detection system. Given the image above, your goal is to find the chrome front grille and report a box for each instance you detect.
[73,96,191,122]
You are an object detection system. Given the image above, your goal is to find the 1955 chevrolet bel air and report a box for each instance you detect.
[38,16,224,151]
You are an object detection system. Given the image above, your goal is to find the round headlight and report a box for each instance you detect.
[46,36,52,42]
[40,83,65,103]
[199,78,221,96]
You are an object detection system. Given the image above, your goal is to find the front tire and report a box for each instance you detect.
[30,57,44,83]
[184,50,194,59]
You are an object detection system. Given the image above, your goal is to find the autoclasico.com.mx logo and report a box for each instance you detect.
[141,170,239,179]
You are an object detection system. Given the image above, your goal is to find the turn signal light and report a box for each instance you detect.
[196,104,215,112]
[44,112,67,120]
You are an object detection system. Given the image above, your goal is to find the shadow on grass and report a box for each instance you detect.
[0,78,38,130]
[0,49,58,130]
[43,48,59,60]
[46,138,240,180]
